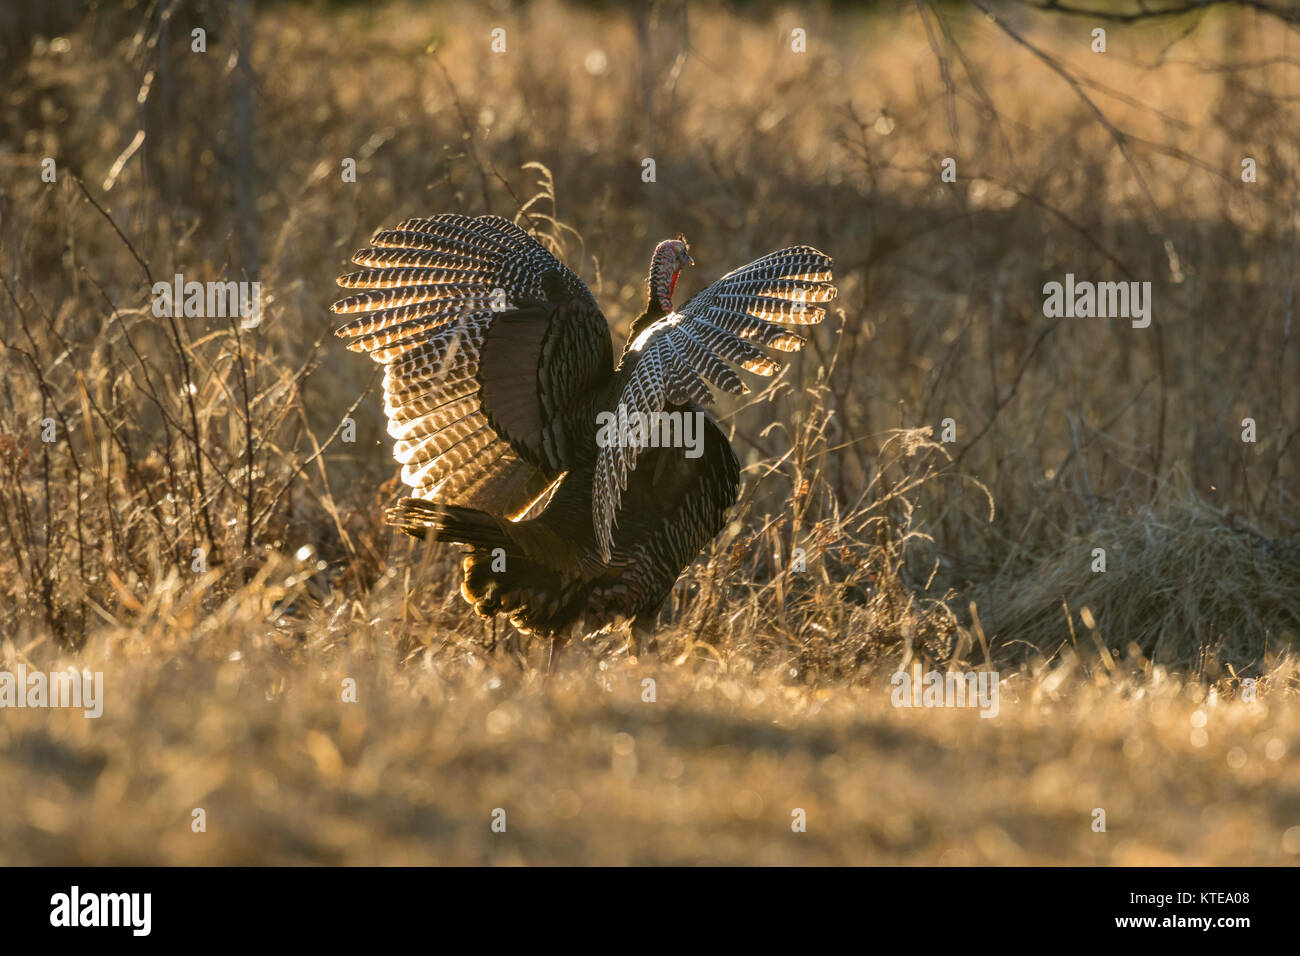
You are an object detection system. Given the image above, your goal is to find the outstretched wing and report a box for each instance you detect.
[593,246,835,560]
[332,214,613,518]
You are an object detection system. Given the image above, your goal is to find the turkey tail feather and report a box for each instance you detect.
[387,498,512,550]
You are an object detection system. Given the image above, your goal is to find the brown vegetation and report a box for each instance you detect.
[0,0,1297,864]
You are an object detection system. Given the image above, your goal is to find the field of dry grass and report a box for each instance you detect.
[1,0,1299,864]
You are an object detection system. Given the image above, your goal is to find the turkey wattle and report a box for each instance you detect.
[332,214,835,643]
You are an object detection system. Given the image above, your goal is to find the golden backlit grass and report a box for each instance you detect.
[2,0,1299,864]
[2,605,1297,864]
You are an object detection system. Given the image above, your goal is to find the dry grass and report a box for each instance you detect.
[1,0,1299,864]
[4,625,1298,864]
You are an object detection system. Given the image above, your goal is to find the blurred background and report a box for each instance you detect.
[0,0,1297,864]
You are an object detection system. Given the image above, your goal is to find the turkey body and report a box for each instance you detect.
[332,215,833,640]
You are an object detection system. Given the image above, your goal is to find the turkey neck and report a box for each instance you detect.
[620,290,668,363]
[563,287,674,463]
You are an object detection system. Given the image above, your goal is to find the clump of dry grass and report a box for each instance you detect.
[977,489,1300,683]
[2,0,1300,865]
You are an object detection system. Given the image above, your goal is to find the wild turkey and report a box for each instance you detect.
[332,214,835,646]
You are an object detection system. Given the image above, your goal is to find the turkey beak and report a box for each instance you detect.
[684,253,695,268]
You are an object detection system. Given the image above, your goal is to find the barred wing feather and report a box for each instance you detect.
[592,245,835,560]
[332,214,612,518]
